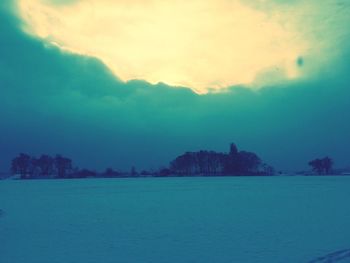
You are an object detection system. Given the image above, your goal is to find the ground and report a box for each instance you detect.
[1,176,350,263]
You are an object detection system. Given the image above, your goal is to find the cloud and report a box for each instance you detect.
[16,0,312,93]
[1,1,350,172]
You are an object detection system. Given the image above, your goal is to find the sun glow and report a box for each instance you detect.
[18,0,308,93]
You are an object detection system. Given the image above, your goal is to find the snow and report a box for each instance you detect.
[1,176,350,263]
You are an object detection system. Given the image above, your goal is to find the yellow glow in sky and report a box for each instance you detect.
[18,0,308,93]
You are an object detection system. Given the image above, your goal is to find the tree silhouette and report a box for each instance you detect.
[37,155,54,177]
[309,159,323,174]
[11,153,32,179]
[236,151,261,174]
[170,143,267,176]
[308,157,333,175]
[322,157,333,174]
[54,155,73,178]
[230,143,238,156]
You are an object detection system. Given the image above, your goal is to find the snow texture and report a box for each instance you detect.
[1,176,350,263]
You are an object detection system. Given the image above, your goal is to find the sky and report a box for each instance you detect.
[0,0,350,172]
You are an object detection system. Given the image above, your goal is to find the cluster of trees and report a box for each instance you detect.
[170,143,274,176]
[12,153,75,179]
[11,153,122,179]
[308,157,333,175]
[10,143,274,180]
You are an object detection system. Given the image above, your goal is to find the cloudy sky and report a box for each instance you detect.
[1,0,350,172]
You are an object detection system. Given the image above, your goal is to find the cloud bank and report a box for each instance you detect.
[1,1,350,171]
[17,0,315,93]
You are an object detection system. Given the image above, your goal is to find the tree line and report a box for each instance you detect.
[9,143,274,179]
[12,153,77,179]
[8,143,337,180]
[11,153,124,179]
[170,143,274,176]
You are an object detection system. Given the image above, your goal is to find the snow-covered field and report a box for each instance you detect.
[1,176,350,263]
